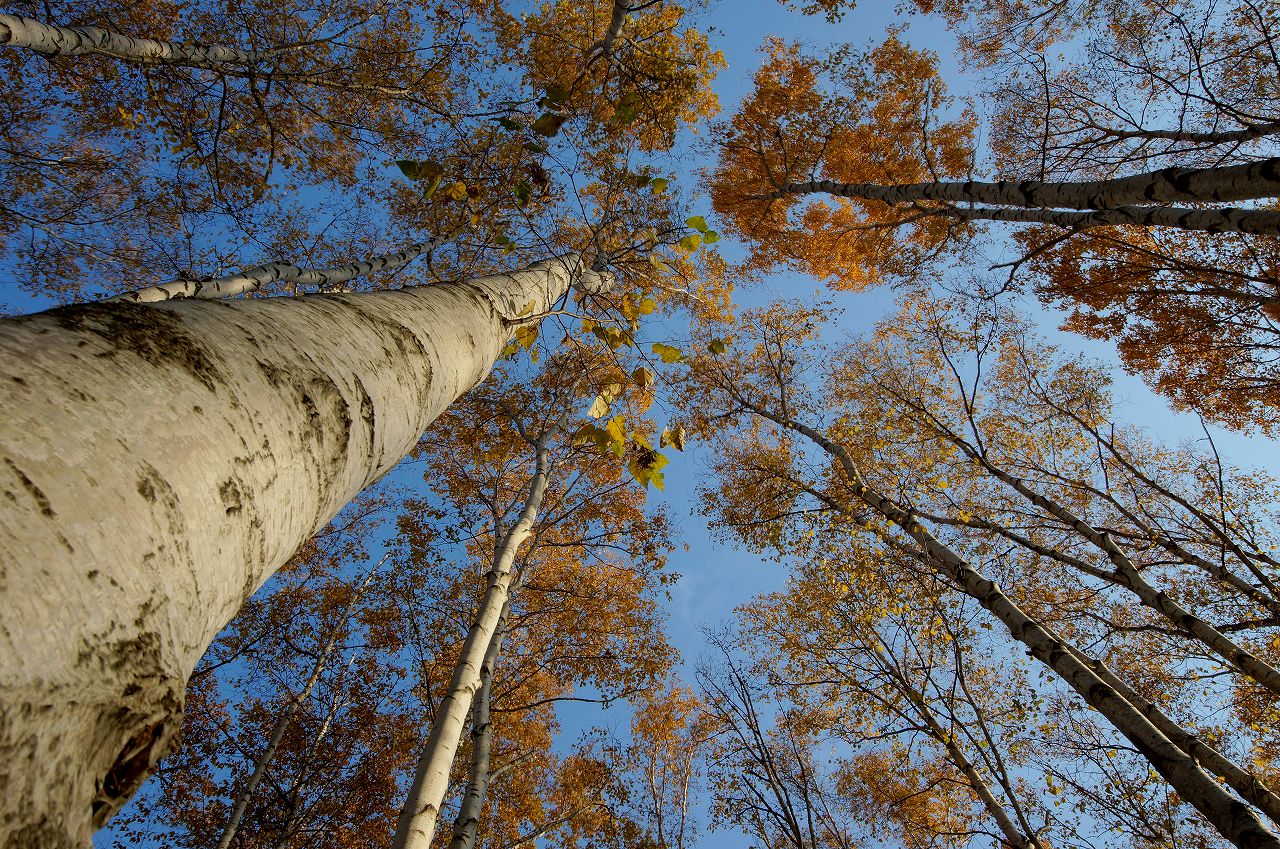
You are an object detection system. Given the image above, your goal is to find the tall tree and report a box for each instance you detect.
[675,297,1280,849]
[709,6,1280,430]
[0,254,610,849]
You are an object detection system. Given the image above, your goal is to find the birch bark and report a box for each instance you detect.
[391,436,556,849]
[0,12,274,66]
[447,600,511,849]
[776,157,1280,210]
[739,401,1280,849]
[107,239,449,304]
[0,255,609,849]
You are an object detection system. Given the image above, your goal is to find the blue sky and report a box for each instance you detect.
[77,0,1280,845]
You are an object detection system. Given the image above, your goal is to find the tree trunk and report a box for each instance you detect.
[391,438,554,849]
[777,157,1280,210]
[0,12,272,66]
[594,1,632,59]
[744,403,1280,849]
[937,203,1280,236]
[0,255,609,849]
[108,240,449,304]
[447,600,512,849]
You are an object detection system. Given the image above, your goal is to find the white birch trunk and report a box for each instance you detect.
[748,405,1280,849]
[938,203,1280,236]
[390,440,554,849]
[0,255,610,849]
[0,12,273,66]
[447,600,511,849]
[778,157,1280,210]
[108,239,449,304]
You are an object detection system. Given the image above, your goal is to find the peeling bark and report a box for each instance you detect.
[0,255,611,849]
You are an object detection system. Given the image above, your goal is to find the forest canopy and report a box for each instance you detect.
[2,2,1280,849]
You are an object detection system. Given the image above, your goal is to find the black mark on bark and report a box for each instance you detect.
[50,303,222,392]
[219,479,243,515]
[5,458,52,517]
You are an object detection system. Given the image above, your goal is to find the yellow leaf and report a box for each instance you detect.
[659,425,686,451]
[514,323,539,350]
[588,395,611,419]
[652,342,683,363]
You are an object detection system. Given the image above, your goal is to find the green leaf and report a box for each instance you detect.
[514,182,532,207]
[592,324,634,349]
[651,177,669,194]
[422,173,443,200]
[396,160,443,183]
[522,140,549,155]
[638,297,657,315]
[708,338,727,355]
[652,342,684,363]
[678,234,702,252]
[495,234,511,246]
[497,116,522,131]
[685,215,709,232]
[544,83,570,105]
[531,112,566,137]
[702,230,721,244]
[612,91,641,125]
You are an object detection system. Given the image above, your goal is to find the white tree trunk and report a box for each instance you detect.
[107,239,449,304]
[778,157,1280,209]
[0,255,609,849]
[391,439,554,849]
[0,12,271,66]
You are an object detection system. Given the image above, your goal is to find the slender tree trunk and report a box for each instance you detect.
[1059,643,1280,826]
[938,203,1280,236]
[216,556,386,849]
[776,157,1280,210]
[883,663,1041,849]
[943,441,1280,696]
[740,401,1280,849]
[391,437,556,849]
[109,239,449,304]
[594,1,632,59]
[0,12,274,65]
[447,600,512,849]
[0,255,609,849]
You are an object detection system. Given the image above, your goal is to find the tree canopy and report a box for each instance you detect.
[4,1,1280,849]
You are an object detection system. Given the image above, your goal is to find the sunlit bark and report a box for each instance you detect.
[0,255,610,849]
